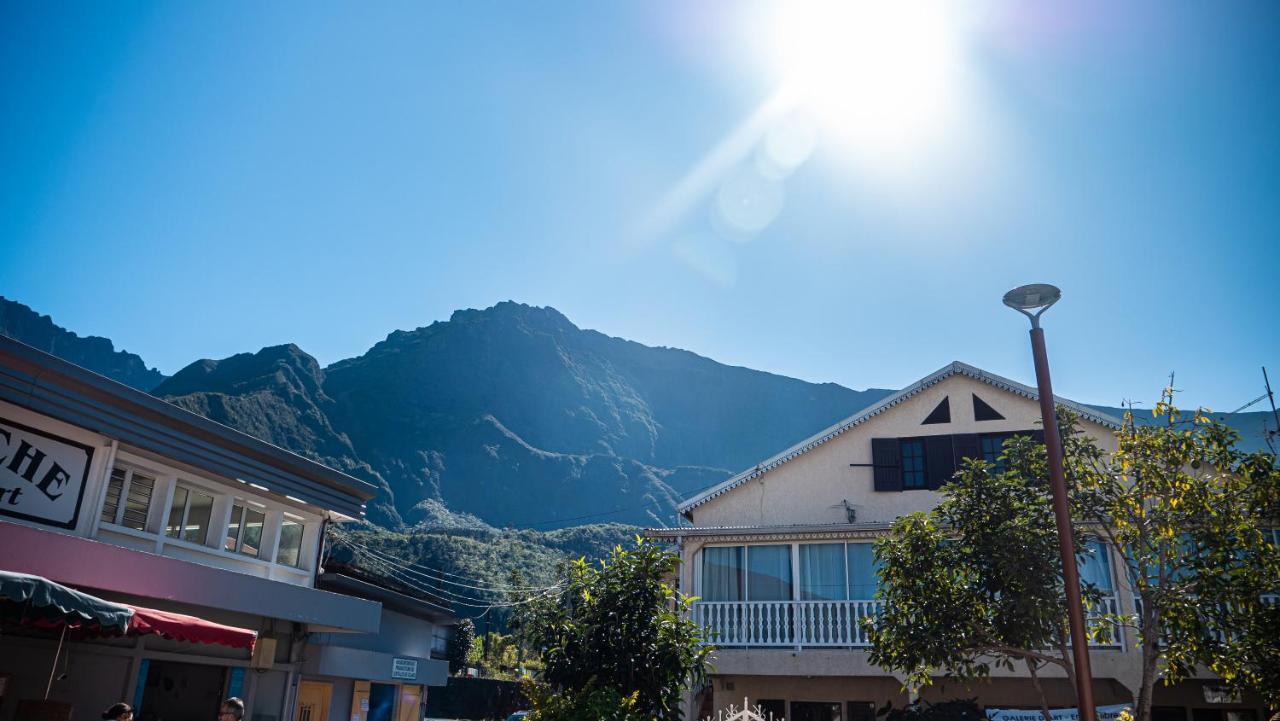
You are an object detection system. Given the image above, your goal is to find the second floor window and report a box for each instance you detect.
[900,440,926,489]
[100,466,156,531]
[225,502,266,558]
[276,514,306,567]
[166,483,215,544]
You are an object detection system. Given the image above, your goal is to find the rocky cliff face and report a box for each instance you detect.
[18,297,1270,531]
[1,297,167,391]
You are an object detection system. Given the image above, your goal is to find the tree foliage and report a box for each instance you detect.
[518,537,711,720]
[448,617,476,675]
[870,390,1280,721]
[1074,393,1280,719]
[869,431,1099,718]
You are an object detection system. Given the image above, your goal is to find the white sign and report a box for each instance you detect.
[987,704,1132,721]
[0,418,94,529]
[391,657,418,680]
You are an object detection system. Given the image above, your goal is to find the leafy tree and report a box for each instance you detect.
[447,617,476,675]
[1074,392,1280,720]
[518,537,711,720]
[869,431,1100,720]
[870,392,1280,721]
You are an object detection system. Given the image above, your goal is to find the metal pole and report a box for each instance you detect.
[1029,326,1097,721]
[46,624,67,700]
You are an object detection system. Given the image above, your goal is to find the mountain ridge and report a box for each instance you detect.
[3,296,1273,531]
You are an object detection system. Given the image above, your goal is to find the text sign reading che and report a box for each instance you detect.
[0,418,94,529]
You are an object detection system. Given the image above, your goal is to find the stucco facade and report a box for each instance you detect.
[650,362,1267,721]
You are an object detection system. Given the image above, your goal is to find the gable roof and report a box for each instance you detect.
[677,361,1123,515]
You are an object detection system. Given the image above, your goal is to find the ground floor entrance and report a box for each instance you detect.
[138,660,227,721]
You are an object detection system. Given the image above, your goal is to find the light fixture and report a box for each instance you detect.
[1002,283,1061,328]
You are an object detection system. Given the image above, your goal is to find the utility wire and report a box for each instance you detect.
[336,533,562,594]
[328,526,557,590]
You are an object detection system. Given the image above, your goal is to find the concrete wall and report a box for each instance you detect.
[310,610,436,659]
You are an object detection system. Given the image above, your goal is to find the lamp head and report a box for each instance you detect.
[1003,283,1061,327]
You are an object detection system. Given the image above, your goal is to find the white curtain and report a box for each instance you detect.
[702,546,743,601]
[800,543,847,600]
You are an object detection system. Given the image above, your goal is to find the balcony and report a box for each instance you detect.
[693,595,1124,649]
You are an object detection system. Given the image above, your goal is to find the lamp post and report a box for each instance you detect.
[1002,283,1097,721]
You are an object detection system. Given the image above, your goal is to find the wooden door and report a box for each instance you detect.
[350,681,372,721]
[296,682,333,721]
[397,685,422,721]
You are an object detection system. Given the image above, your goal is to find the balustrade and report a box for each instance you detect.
[694,596,1123,649]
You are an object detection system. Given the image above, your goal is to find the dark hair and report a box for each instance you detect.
[222,698,245,720]
[102,703,133,720]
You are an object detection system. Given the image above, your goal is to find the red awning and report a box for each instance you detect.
[127,605,257,651]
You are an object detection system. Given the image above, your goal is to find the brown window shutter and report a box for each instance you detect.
[952,433,981,467]
[871,438,902,492]
[925,435,956,490]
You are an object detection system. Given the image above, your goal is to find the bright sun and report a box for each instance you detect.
[767,0,965,161]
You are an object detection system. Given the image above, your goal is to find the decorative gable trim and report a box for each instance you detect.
[676,361,1122,515]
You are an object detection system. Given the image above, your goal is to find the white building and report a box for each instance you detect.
[0,336,451,721]
[649,362,1270,721]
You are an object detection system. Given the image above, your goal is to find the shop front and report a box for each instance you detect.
[0,337,381,721]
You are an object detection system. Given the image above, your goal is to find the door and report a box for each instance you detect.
[296,682,333,721]
[139,660,226,721]
[350,681,371,721]
[396,685,421,721]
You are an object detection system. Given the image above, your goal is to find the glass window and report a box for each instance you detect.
[121,471,155,530]
[225,503,266,558]
[980,434,1007,470]
[101,467,125,524]
[900,440,926,489]
[747,545,792,601]
[166,483,215,544]
[799,543,846,600]
[1078,540,1114,592]
[847,543,881,599]
[100,466,156,531]
[277,514,306,567]
[702,546,744,601]
[791,701,842,721]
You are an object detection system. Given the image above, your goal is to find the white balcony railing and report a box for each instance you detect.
[694,595,1124,649]
[693,599,882,648]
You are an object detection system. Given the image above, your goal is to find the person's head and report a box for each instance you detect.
[219,698,245,721]
[102,703,134,721]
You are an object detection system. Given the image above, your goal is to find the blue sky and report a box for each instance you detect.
[2,1,1277,410]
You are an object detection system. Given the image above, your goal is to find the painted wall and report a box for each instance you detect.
[689,374,1119,528]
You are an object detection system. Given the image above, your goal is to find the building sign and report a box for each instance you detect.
[391,657,418,680]
[0,418,94,529]
[987,704,1132,721]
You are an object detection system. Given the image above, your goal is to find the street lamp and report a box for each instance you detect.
[1003,283,1098,721]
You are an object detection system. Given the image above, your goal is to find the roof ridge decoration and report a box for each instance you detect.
[677,361,1123,515]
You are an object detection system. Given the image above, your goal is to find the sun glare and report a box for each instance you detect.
[768,0,965,161]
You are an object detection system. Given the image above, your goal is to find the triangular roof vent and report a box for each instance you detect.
[921,397,951,425]
[973,393,1005,421]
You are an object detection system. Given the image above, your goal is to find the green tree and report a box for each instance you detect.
[447,617,476,676]
[518,537,711,720]
[1074,392,1280,720]
[870,393,1280,721]
[869,430,1100,720]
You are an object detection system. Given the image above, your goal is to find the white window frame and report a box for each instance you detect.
[100,464,159,531]
[166,480,219,546]
[225,499,268,558]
